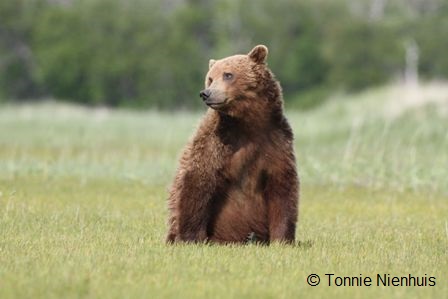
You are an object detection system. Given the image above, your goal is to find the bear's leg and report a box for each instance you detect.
[166,214,178,244]
[265,166,299,244]
[166,231,176,244]
[170,169,221,242]
[267,201,296,243]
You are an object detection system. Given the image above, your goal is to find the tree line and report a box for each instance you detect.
[1,0,447,109]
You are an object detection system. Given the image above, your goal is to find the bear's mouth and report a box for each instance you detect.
[206,99,228,109]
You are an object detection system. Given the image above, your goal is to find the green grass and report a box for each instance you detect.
[1,85,447,298]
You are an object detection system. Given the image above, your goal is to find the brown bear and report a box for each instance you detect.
[166,45,299,244]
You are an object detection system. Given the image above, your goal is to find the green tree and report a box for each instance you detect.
[324,20,401,91]
[0,0,44,99]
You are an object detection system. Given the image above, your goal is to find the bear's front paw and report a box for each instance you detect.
[166,232,177,244]
[179,229,208,243]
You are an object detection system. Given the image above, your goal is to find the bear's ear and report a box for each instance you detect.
[248,45,268,64]
[209,59,216,69]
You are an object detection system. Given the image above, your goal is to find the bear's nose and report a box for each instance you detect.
[199,89,211,100]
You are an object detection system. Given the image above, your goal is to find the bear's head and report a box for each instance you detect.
[200,45,282,119]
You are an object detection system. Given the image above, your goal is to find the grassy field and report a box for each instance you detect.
[0,84,447,298]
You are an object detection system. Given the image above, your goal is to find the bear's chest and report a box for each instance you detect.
[224,143,266,193]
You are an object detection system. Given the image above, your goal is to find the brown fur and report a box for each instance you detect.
[166,45,299,244]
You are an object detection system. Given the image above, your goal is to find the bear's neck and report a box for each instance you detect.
[214,107,282,142]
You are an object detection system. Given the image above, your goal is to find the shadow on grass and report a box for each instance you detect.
[166,239,314,249]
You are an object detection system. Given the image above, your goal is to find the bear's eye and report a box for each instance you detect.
[223,72,233,81]
[208,77,213,86]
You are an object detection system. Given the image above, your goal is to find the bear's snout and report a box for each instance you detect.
[199,89,211,101]
[199,88,228,110]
